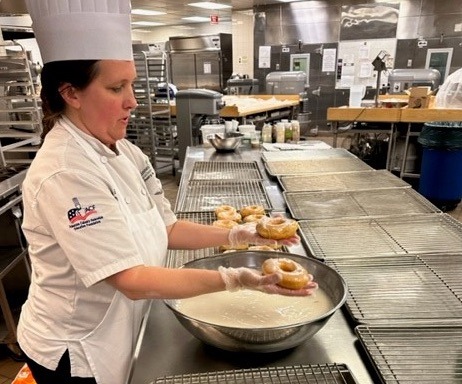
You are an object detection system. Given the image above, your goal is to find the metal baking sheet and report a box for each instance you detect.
[153,364,358,384]
[261,148,355,162]
[298,214,462,260]
[264,157,373,177]
[189,161,263,181]
[175,180,272,213]
[284,188,440,220]
[328,254,462,325]
[278,170,410,192]
[356,325,462,384]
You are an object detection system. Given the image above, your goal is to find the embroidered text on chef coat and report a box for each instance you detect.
[67,197,104,231]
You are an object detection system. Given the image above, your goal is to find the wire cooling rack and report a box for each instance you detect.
[189,161,263,181]
[356,325,462,383]
[328,254,462,325]
[175,180,272,213]
[278,170,409,193]
[152,364,358,384]
[298,214,462,260]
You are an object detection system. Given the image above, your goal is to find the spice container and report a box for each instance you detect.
[291,120,300,142]
[251,131,261,148]
[283,120,292,142]
[262,123,272,143]
[275,122,285,143]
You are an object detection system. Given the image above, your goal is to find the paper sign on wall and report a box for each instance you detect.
[322,48,336,72]
[259,46,271,68]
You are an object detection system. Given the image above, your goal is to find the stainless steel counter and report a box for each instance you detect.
[128,146,375,384]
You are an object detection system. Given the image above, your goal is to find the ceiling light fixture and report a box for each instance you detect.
[131,21,165,26]
[188,2,231,10]
[131,9,166,16]
[182,16,210,22]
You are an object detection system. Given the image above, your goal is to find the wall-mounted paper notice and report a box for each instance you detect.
[203,62,212,74]
[322,48,336,72]
[259,46,271,68]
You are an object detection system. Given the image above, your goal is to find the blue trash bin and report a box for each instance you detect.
[418,121,462,211]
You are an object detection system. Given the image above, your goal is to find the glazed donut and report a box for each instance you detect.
[256,217,299,240]
[215,205,236,215]
[262,258,309,290]
[217,211,242,222]
[215,205,242,222]
[243,214,266,223]
[240,205,265,218]
[212,219,239,229]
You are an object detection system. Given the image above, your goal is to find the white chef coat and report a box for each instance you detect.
[17,118,177,378]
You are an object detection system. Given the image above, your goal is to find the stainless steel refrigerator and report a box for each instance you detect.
[168,34,232,92]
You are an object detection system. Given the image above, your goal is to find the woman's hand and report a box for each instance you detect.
[218,266,318,296]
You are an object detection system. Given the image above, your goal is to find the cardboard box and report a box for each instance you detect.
[407,86,432,109]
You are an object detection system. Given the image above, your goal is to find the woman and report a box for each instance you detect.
[17,57,317,384]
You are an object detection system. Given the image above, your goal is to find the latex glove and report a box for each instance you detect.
[218,266,318,296]
[228,222,300,248]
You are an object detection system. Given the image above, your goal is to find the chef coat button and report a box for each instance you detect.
[101,156,108,164]
[125,196,131,204]
[140,188,146,195]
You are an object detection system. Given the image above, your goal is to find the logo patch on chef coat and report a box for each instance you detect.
[67,197,103,231]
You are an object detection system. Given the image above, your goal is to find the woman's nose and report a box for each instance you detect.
[126,87,138,109]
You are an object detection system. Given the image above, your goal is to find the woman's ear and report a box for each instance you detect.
[59,84,80,109]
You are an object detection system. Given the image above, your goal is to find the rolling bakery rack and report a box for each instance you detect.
[0,41,42,167]
[127,50,176,174]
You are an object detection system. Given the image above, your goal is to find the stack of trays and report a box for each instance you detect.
[284,188,440,220]
[299,214,462,260]
[262,148,373,177]
[263,145,462,383]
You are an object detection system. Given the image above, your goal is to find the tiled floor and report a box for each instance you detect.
[1,160,462,383]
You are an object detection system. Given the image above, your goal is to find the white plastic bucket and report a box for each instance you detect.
[238,124,256,135]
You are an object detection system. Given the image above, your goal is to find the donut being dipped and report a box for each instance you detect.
[262,258,310,290]
[256,216,299,240]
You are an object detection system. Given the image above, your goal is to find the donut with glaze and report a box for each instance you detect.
[243,214,266,223]
[262,258,310,289]
[240,205,265,218]
[256,217,299,240]
[215,205,242,222]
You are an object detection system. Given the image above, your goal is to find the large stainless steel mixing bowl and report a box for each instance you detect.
[208,132,243,152]
[164,251,347,353]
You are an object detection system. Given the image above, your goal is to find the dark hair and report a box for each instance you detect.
[39,60,99,139]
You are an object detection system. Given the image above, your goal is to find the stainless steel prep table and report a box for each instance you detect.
[128,146,375,384]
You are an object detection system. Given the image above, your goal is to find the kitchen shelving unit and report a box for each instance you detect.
[0,41,42,167]
[127,50,176,174]
[0,170,30,358]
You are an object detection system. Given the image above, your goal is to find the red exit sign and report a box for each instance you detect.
[210,14,219,24]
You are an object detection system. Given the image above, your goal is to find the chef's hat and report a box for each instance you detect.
[26,0,133,63]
